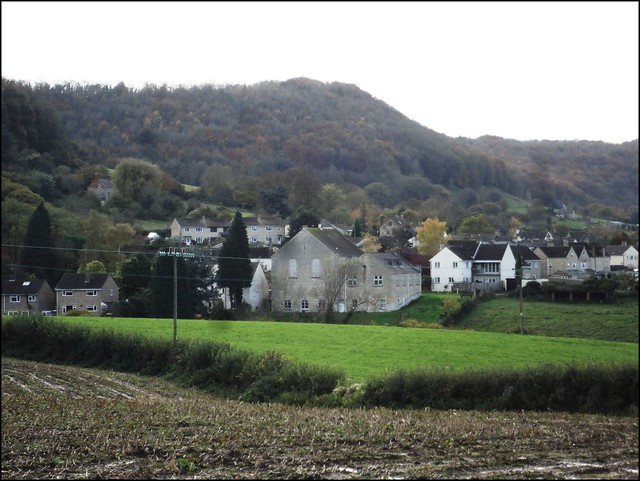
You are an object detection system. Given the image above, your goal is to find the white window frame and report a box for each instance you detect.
[9,295,20,303]
[87,305,98,312]
[284,299,292,310]
[63,290,73,296]
[374,275,383,287]
[301,299,309,311]
[87,290,97,296]
[28,294,37,302]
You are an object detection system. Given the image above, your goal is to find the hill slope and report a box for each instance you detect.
[7,77,637,212]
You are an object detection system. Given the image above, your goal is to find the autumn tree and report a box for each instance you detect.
[215,211,252,310]
[416,217,447,257]
[82,260,107,273]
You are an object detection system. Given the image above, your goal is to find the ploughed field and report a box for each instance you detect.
[2,358,638,479]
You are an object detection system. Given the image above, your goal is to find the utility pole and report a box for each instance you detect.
[159,247,195,345]
[516,244,524,334]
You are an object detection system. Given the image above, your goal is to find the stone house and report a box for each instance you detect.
[1,278,55,315]
[270,227,422,313]
[55,272,119,316]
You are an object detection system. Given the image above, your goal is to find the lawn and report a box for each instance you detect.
[61,316,637,382]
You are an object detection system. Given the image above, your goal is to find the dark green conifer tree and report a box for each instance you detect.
[19,202,59,285]
[216,211,252,310]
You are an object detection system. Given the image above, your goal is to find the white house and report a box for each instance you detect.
[429,244,475,293]
[605,244,638,270]
[431,242,542,292]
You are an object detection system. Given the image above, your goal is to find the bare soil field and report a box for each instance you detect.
[2,357,638,479]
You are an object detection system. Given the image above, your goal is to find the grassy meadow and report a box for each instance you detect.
[61,313,637,383]
[452,294,638,342]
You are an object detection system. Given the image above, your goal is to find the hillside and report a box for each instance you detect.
[4,77,638,214]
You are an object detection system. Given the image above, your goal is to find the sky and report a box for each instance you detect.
[2,1,638,144]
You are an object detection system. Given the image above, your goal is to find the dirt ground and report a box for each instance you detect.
[2,357,638,479]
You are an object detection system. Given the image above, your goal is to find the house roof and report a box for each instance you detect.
[363,252,422,273]
[473,243,508,261]
[509,245,541,261]
[243,215,286,227]
[88,178,113,189]
[174,217,229,228]
[447,244,477,260]
[55,273,115,290]
[306,228,363,257]
[536,246,572,258]
[605,245,636,255]
[2,279,51,295]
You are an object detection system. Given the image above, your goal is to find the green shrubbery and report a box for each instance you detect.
[360,363,638,414]
[2,313,637,414]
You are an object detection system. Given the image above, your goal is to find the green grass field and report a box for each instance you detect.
[61,315,637,383]
[453,295,638,342]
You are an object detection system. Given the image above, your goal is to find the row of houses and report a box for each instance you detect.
[2,272,119,316]
[4,220,637,317]
[430,240,638,293]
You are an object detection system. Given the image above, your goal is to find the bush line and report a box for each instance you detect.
[2,314,637,414]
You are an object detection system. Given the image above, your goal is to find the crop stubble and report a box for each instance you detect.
[2,357,637,479]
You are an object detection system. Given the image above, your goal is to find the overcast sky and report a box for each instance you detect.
[2,1,638,143]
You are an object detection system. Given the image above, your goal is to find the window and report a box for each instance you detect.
[284,300,292,310]
[196,237,204,244]
[195,227,203,232]
[184,227,190,232]
[251,236,258,243]
[288,259,297,278]
[87,290,97,296]
[351,299,358,310]
[311,259,320,278]
[434,277,440,284]
[301,299,309,311]
[9,295,20,303]
[378,298,386,311]
[318,300,326,311]
[265,226,272,231]
[434,262,440,268]
[449,277,455,283]
[251,226,258,232]
[265,236,272,243]
[374,275,383,287]
[347,277,357,287]
[63,290,73,296]
[453,262,458,268]
[87,305,97,312]
[28,294,37,302]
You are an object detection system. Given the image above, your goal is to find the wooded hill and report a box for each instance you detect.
[2,77,638,223]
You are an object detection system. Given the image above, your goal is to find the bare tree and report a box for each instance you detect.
[314,257,360,323]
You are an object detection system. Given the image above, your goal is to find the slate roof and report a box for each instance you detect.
[306,228,364,257]
[243,215,286,227]
[447,244,477,260]
[605,245,635,255]
[2,279,51,295]
[174,217,229,228]
[55,273,114,290]
[473,243,508,261]
[363,252,422,273]
[536,246,572,258]
[510,245,540,261]
[88,178,113,189]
